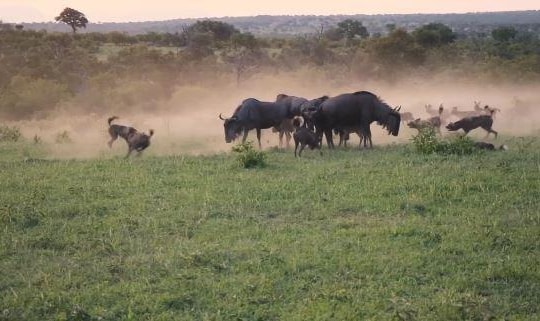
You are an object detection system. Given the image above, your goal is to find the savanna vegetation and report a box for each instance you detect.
[1,11,539,321]
[1,15,539,119]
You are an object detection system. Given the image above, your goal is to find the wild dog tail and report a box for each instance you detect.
[108,116,119,125]
[149,129,154,137]
[499,144,508,151]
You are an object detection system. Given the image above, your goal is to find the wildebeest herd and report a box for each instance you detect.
[107,90,505,158]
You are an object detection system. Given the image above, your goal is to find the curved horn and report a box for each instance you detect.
[219,113,227,120]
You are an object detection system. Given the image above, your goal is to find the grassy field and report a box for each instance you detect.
[0,137,539,321]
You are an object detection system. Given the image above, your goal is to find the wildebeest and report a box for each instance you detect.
[292,118,321,157]
[446,112,498,138]
[303,91,401,149]
[333,126,365,147]
[107,116,154,158]
[219,97,299,148]
[272,94,310,148]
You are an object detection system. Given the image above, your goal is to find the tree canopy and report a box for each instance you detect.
[55,7,88,34]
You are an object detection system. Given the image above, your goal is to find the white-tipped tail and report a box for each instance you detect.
[499,144,508,151]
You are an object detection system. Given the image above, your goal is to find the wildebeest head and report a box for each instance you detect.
[219,113,242,143]
[381,106,401,136]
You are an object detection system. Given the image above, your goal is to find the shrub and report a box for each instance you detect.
[231,141,266,168]
[412,127,476,155]
[55,130,72,144]
[0,125,22,142]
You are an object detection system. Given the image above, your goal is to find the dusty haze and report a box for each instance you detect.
[6,74,540,159]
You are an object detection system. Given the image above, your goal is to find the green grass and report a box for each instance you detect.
[1,138,539,321]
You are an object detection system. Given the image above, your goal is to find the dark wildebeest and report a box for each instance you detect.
[446,111,498,138]
[303,91,401,149]
[333,126,365,147]
[219,97,298,149]
[292,118,321,157]
[107,116,154,158]
[272,94,310,148]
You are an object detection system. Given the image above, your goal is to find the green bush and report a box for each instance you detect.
[0,125,22,142]
[231,141,266,168]
[412,127,476,155]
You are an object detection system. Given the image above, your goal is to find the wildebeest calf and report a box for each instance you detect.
[293,118,321,157]
[446,113,498,138]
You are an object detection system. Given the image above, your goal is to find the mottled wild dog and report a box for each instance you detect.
[125,129,154,158]
[107,116,154,157]
[107,116,136,148]
[293,118,321,157]
[408,105,443,135]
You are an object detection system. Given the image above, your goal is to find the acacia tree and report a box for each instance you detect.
[55,7,88,34]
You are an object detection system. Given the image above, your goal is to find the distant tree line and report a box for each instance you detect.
[0,17,539,119]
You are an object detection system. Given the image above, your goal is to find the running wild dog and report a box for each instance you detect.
[446,110,498,138]
[107,116,154,157]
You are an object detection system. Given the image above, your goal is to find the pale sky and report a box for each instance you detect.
[0,0,538,23]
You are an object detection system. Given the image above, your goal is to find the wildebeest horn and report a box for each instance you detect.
[219,113,226,120]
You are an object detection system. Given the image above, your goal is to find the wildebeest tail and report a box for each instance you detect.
[149,129,154,137]
[108,116,119,125]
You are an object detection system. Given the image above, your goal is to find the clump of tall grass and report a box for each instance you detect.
[231,141,266,168]
[0,125,22,142]
[55,130,72,144]
[412,127,476,155]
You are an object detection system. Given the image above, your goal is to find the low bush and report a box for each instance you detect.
[0,125,22,142]
[412,127,476,155]
[231,141,266,168]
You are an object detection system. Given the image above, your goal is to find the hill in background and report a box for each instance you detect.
[15,10,540,36]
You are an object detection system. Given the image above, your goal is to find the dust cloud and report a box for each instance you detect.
[5,73,540,159]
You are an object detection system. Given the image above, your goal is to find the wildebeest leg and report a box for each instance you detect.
[278,131,284,148]
[241,129,249,144]
[256,128,262,149]
[294,139,299,157]
[324,129,334,149]
[285,131,291,149]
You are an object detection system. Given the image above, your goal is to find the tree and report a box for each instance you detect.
[55,7,88,34]
[413,23,456,48]
[336,19,369,43]
[492,26,517,42]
